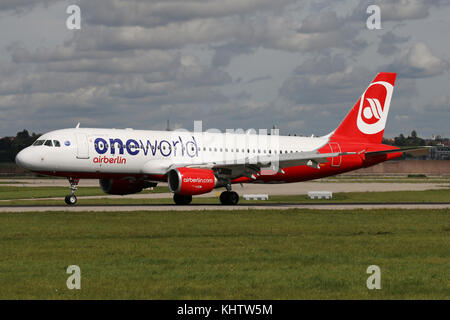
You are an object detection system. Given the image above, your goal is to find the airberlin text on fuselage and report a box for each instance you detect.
[93,136,199,159]
[93,156,127,164]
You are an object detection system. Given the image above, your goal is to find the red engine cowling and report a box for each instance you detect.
[168,168,216,195]
[99,179,156,195]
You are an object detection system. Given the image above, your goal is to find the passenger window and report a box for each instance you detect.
[44,140,53,147]
[53,140,61,147]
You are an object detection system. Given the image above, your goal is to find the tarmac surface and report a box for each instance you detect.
[1,178,449,212]
[2,178,449,194]
[0,203,449,212]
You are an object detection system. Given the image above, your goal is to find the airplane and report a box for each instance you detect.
[15,72,428,205]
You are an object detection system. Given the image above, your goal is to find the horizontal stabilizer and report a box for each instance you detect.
[365,146,431,158]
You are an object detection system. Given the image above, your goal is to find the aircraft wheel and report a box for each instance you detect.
[173,194,192,205]
[219,191,228,204]
[220,191,239,205]
[228,191,239,205]
[65,194,77,205]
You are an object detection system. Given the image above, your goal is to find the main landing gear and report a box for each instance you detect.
[173,193,192,205]
[219,184,239,205]
[173,185,239,206]
[219,191,239,205]
[65,177,79,205]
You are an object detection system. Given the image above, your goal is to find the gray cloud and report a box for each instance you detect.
[425,94,450,112]
[245,75,272,84]
[298,11,342,33]
[293,54,348,75]
[350,0,450,22]
[0,0,449,137]
[81,0,297,28]
[212,43,256,67]
[0,0,58,12]
[384,42,449,78]
[377,31,410,56]
[280,55,373,105]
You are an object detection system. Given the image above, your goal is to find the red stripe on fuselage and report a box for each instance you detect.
[231,142,402,184]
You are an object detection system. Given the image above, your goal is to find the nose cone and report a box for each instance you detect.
[15,148,33,170]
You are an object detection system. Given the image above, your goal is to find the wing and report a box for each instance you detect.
[168,150,355,180]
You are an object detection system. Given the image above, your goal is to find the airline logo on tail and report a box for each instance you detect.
[357,81,393,134]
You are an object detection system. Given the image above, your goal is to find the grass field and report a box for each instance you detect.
[0,186,170,200]
[0,188,449,206]
[0,208,448,299]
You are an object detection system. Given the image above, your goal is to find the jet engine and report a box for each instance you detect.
[168,168,217,195]
[99,179,157,195]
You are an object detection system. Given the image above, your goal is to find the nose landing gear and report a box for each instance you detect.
[65,177,79,205]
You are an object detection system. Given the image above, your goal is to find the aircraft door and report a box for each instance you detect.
[76,133,90,159]
[329,142,341,167]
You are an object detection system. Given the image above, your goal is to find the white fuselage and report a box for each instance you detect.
[15,128,330,178]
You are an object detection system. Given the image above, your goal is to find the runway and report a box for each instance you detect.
[1,202,449,212]
[1,178,448,212]
[2,179,449,200]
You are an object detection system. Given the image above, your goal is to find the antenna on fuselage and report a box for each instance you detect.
[75,123,80,129]
[166,119,171,131]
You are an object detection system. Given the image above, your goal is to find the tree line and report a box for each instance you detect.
[382,130,448,147]
[0,130,41,162]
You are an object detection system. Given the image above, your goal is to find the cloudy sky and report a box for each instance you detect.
[0,0,449,138]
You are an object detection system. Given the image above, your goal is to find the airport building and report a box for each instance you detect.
[430,145,450,160]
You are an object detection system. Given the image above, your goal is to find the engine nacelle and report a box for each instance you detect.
[168,168,217,195]
[99,179,157,195]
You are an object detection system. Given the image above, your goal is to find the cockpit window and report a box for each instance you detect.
[44,140,53,147]
[33,140,45,146]
[53,140,61,147]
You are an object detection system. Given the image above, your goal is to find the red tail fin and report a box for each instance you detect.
[331,72,396,144]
